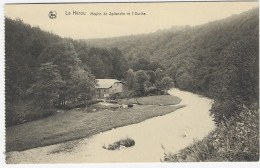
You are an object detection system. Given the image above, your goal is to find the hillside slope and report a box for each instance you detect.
[86,9,259,161]
[85,8,258,64]
[85,8,259,97]
[5,18,128,126]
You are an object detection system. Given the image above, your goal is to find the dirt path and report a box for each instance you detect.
[6,89,215,163]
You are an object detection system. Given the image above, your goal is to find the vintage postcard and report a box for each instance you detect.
[3,1,259,165]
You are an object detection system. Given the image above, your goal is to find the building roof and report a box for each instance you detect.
[96,79,121,89]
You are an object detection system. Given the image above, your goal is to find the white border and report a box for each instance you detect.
[0,0,259,168]
[2,0,260,4]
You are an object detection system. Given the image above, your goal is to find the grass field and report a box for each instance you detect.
[6,96,183,152]
[119,95,182,105]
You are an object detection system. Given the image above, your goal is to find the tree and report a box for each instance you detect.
[209,34,259,125]
[166,64,178,82]
[76,46,128,79]
[132,58,150,71]
[110,47,128,79]
[146,70,156,84]
[69,68,96,105]
[156,77,174,93]
[212,34,259,103]
[155,68,165,81]
[176,72,193,90]
[39,41,96,108]
[155,68,166,89]
[87,52,106,78]
[28,63,65,109]
[135,70,149,96]
[125,69,137,90]
[149,61,164,71]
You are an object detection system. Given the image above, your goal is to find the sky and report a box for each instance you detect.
[5,2,259,39]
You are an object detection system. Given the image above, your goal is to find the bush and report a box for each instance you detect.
[176,72,193,90]
[210,100,242,126]
[6,103,56,127]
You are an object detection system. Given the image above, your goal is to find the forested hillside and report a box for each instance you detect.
[70,40,128,79]
[6,18,63,126]
[86,8,259,96]
[85,7,259,122]
[85,8,259,161]
[5,18,128,126]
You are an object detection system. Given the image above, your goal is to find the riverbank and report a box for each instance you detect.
[6,88,215,163]
[6,95,182,152]
[164,104,259,162]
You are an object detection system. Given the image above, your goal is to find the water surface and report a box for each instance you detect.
[6,88,215,163]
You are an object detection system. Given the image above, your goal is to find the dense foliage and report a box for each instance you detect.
[5,18,128,126]
[71,40,129,79]
[86,8,259,119]
[124,68,174,97]
[5,18,62,104]
[36,41,96,109]
[86,8,259,161]
[27,63,65,109]
[5,18,63,126]
[86,8,259,99]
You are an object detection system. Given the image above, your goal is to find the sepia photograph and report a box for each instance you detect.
[3,1,259,164]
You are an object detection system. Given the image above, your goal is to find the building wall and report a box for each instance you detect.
[97,88,109,99]
[109,82,123,94]
[96,82,124,99]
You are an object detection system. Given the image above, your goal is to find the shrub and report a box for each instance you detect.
[6,101,56,127]
[210,100,242,126]
[176,72,193,90]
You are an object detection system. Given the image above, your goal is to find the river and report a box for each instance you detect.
[6,88,216,163]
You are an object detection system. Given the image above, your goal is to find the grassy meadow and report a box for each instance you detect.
[119,95,182,105]
[6,95,183,152]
